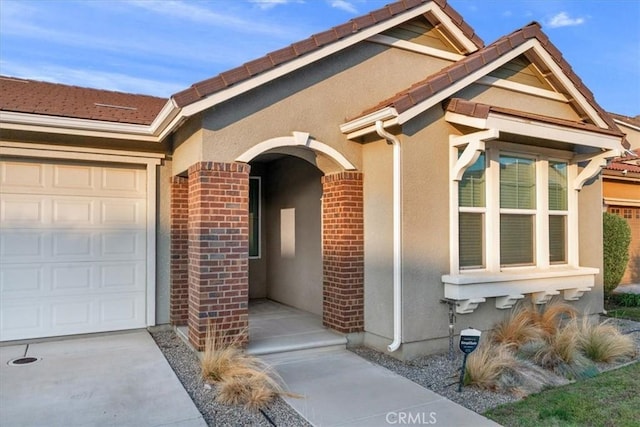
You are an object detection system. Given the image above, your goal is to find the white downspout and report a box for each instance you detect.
[375,121,402,352]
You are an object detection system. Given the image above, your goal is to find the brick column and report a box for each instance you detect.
[187,162,250,350]
[322,171,364,333]
[170,176,189,325]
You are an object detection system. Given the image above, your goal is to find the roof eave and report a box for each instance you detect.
[446,110,625,152]
[0,111,161,142]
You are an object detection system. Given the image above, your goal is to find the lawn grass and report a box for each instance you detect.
[607,306,640,322]
[484,362,640,427]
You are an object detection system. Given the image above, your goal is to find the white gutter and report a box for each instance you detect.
[375,120,402,352]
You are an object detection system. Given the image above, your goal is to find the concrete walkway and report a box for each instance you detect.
[0,330,206,427]
[264,349,500,427]
[614,283,640,294]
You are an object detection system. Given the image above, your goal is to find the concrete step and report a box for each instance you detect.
[246,329,347,357]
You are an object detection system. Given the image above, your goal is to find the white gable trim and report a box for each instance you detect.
[235,131,356,171]
[367,34,465,61]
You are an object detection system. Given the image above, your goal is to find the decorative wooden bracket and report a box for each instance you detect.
[573,149,619,190]
[450,129,498,181]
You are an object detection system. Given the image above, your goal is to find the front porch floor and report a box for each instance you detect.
[246,299,346,356]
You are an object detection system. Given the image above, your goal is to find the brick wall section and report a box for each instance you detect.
[187,162,250,350]
[170,176,189,326]
[322,171,364,333]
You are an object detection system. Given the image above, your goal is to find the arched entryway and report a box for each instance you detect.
[169,132,364,351]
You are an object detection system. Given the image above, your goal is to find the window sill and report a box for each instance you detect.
[442,266,599,314]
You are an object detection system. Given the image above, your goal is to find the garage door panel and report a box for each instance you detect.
[1,161,45,189]
[1,266,43,293]
[1,294,146,341]
[1,231,44,258]
[101,199,145,226]
[53,199,95,225]
[101,231,145,258]
[101,167,145,194]
[1,302,43,334]
[0,159,149,341]
[1,196,45,224]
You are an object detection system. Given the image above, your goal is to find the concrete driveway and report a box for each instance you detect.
[0,330,206,427]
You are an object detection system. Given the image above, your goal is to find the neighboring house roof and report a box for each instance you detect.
[171,0,482,108]
[345,21,626,147]
[609,113,640,129]
[0,76,167,125]
[605,148,640,174]
[445,98,625,138]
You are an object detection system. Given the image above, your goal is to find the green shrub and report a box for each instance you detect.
[609,292,640,308]
[603,212,631,294]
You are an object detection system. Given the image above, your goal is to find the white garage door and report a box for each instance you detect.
[0,159,148,341]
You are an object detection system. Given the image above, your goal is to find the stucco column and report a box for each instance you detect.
[187,162,250,350]
[170,176,189,326]
[322,171,364,333]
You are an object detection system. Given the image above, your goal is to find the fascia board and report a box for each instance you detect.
[428,6,479,54]
[180,2,452,118]
[614,118,640,132]
[0,111,161,142]
[444,111,488,130]
[340,107,398,134]
[149,99,180,133]
[485,113,623,151]
[0,140,165,159]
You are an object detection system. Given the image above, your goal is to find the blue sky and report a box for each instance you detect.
[1,0,638,116]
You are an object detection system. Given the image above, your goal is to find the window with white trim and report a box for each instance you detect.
[457,146,570,271]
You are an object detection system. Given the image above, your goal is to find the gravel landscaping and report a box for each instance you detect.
[152,316,640,424]
[151,330,311,427]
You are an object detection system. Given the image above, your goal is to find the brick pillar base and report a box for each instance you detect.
[170,176,189,326]
[187,162,250,350]
[322,171,364,333]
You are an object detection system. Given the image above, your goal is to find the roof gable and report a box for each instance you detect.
[342,22,622,140]
[381,15,462,54]
[488,55,556,92]
[171,0,482,110]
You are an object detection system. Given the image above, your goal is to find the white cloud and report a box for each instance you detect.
[126,0,290,37]
[249,0,304,10]
[547,12,586,28]
[330,0,358,14]
[0,61,185,97]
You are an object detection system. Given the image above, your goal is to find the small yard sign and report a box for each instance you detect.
[458,328,481,392]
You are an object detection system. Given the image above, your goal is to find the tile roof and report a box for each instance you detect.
[171,0,483,108]
[605,149,640,174]
[0,76,167,125]
[352,21,624,140]
[609,112,640,128]
[445,98,625,138]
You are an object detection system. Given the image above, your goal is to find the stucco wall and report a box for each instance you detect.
[363,139,394,338]
[457,84,583,122]
[263,156,324,315]
[198,43,452,171]
[156,159,172,324]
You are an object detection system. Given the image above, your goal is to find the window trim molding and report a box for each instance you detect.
[445,134,605,314]
[249,176,262,260]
